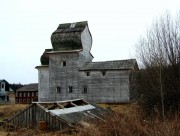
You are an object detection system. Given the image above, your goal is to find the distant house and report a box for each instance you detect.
[0,79,15,103]
[15,83,38,104]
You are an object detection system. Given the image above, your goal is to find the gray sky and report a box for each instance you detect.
[0,0,179,84]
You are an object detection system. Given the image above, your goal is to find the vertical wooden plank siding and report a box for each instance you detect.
[7,104,69,130]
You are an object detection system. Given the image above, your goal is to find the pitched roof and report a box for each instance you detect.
[51,21,88,51]
[0,79,16,91]
[79,59,138,71]
[34,99,108,125]
[17,83,38,92]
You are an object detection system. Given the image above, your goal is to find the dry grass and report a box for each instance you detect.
[0,104,27,121]
[0,103,179,136]
[76,103,179,136]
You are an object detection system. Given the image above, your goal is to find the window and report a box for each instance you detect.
[16,93,18,97]
[70,23,76,28]
[86,72,90,76]
[27,99,30,104]
[23,99,26,103]
[32,92,34,97]
[62,61,66,66]
[1,84,4,88]
[68,86,73,93]
[83,86,88,93]
[27,93,30,97]
[23,93,26,97]
[19,99,22,103]
[102,71,106,76]
[56,87,61,93]
[19,93,22,97]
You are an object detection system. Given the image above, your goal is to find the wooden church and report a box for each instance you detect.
[36,21,138,103]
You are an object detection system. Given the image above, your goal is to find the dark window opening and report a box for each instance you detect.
[83,86,88,93]
[102,71,106,76]
[86,72,90,76]
[68,86,73,93]
[63,61,66,66]
[56,87,61,93]
[1,84,4,88]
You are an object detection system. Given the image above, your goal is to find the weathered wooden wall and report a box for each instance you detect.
[37,66,49,102]
[8,104,69,130]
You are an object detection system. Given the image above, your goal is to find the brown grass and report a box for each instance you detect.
[0,103,179,136]
[0,104,27,121]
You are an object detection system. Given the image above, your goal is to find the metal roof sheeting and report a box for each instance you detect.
[36,99,109,125]
[49,104,95,115]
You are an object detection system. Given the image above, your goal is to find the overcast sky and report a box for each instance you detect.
[0,0,179,84]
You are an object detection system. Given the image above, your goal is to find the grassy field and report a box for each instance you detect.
[0,103,179,136]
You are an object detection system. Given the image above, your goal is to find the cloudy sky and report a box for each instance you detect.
[0,0,179,84]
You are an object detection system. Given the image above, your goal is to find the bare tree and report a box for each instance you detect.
[136,12,180,117]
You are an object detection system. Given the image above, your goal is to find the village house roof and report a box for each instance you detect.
[16,83,38,92]
[79,59,138,71]
[0,79,15,91]
[51,21,88,51]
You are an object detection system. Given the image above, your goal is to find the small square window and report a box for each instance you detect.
[86,72,90,76]
[83,86,88,93]
[62,61,66,66]
[68,86,73,93]
[27,99,30,104]
[56,87,61,93]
